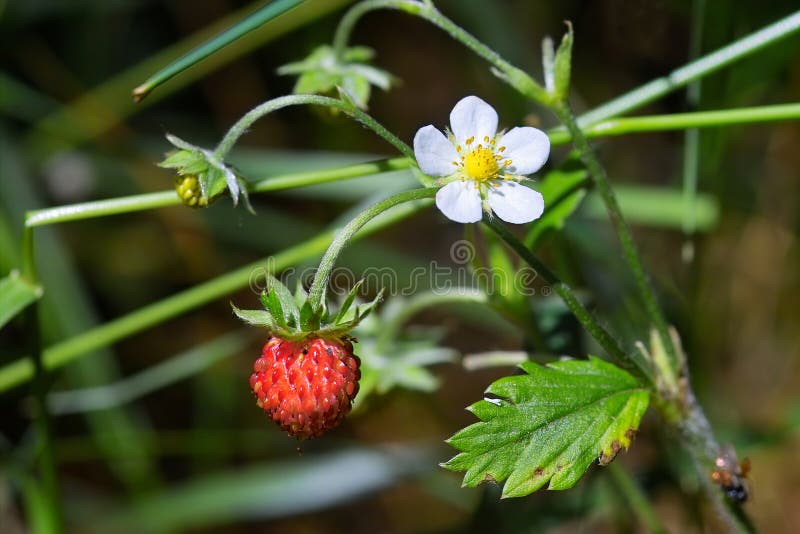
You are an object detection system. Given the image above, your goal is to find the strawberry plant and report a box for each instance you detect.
[2,1,799,532]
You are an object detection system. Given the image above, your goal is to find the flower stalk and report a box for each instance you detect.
[306,187,437,312]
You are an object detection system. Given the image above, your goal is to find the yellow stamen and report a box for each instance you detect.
[464,146,500,181]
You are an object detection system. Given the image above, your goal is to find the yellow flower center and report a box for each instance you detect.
[464,146,499,181]
[455,136,512,182]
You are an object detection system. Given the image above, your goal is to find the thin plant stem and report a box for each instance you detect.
[21,228,61,531]
[547,102,800,144]
[334,0,548,103]
[682,0,705,263]
[25,157,411,227]
[0,197,433,392]
[306,187,437,311]
[28,102,800,228]
[483,218,652,383]
[213,94,415,161]
[553,101,679,380]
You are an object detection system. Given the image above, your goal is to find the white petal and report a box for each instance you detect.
[488,181,544,224]
[413,125,459,177]
[436,180,483,223]
[449,96,498,146]
[498,127,550,175]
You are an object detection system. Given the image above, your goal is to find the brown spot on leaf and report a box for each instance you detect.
[625,428,638,441]
[480,473,497,485]
[533,467,544,477]
[599,440,622,466]
[556,464,563,472]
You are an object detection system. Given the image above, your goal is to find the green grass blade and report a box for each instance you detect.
[0,197,431,392]
[102,447,430,531]
[31,0,351,150]
[0,271,42,330]
[47,331,250,414]
[132,0,306,102]
[584,185,719,231]
[577,9,800,125]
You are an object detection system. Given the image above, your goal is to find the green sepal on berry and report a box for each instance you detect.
[232,276,382,342]
[159,133,252,210]
[277,45,396,110]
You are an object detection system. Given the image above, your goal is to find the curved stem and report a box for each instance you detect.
[214,94,414,161]
[483,217,652,383]
[25,157,411,227]
[0,197,433,393]
[307,187,437,311]
[24,103,798,228]
[333,0,548,103]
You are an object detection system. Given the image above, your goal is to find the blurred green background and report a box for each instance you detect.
[1,0,799,532]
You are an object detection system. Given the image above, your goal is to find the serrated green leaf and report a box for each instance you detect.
[443,356,649,498]
[0,271,42,329]
[231,304,277,329]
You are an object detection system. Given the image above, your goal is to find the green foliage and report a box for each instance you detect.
[132,0,306,101]
[160,134,251,209]
[525,160,588,248]
[443,357,650,498]
[353,300,459,406]
[553,22,574,101]
[232,276,382,341]
[278,45,395,109]
[0,271,42,330]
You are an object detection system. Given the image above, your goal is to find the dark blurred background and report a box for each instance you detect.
[1,0,799,532]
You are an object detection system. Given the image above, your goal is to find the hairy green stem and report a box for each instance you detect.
[0,198,432,392]
[549,102,800,144]
[25,157,411,227]
[333,0,548,102]
[214,94,415,161]
[553,101,679,382]
[306,187,437,311]
[484,218,652,383]
[23,103,797,228]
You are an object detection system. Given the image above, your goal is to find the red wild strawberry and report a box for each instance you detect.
[250,337,360,439]
[233,275,380,439]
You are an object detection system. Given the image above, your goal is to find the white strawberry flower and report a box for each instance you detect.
[413,95,550,224]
